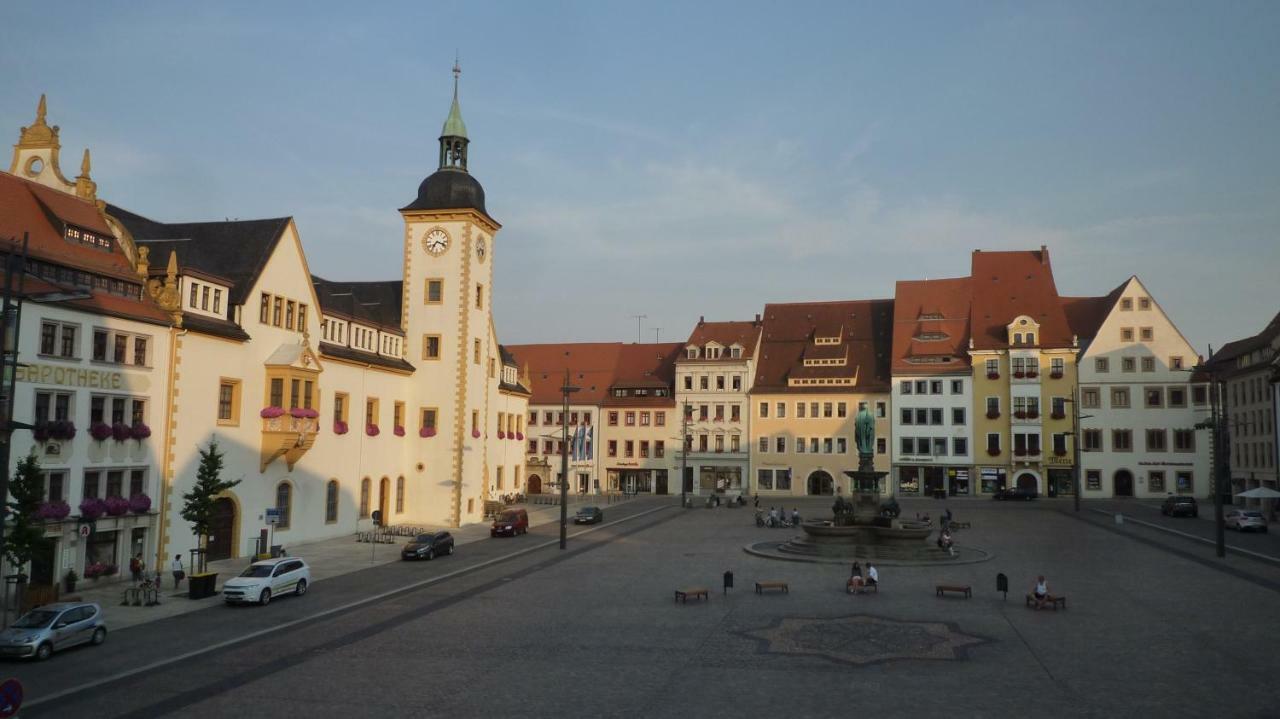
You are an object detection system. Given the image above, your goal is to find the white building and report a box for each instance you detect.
[674,317,761,497]
[1066,277,1210,498]
[1212,311,1280,506]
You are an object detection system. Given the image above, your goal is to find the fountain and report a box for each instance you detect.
[774,406,952,562]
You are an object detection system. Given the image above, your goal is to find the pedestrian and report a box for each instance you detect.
[129,553,143,583]
[790,507,800,526]
[1032,575,1050,609]
[171,554,185,589]
[850,561,861,579]
[753,494,760,509]
[867,563,879,589]
[848,562,864,594]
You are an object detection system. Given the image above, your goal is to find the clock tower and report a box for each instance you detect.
[400,63,502,526]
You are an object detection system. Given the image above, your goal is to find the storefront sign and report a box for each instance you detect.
[1138,461,1194,467]
[1044,456,1073,466]
[16,363,148,391]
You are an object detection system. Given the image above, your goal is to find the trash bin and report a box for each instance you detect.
[996,572,1008,600]
[723,571,734,594]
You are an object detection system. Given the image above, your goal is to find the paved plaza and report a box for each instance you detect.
[13,497,1280,718]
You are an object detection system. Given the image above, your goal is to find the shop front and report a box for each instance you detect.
[608,468,653,495]
[978,467,1007,495]
[697,465,745,496]
[1047,468,1074,497]
[896,465,973,497]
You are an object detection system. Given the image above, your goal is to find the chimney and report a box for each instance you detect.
[1040,245,1049,265]
[698,315,704,325]
[754,313,761,323]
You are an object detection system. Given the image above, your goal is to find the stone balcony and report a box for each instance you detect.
[260,414,319,471]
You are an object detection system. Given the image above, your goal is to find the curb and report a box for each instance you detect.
[742,541,995,566]
[1086,509,1280,565]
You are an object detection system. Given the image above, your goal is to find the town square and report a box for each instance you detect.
[0,2,1277,717]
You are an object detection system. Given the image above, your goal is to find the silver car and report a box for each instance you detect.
[0,602,106,660]
[1225,509,1268,533]
[222,557,311,605]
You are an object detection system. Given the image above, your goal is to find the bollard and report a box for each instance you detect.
[723,570,734,595]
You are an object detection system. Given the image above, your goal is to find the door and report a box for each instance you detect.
[1114,470,1134,497]
[29,539,55,586]
[1016,473,1038,492]
[528,475,542,494]
[379,478,390,523]
[682,467,694,494]
[655,470,669,495]
[207,498,236,561]
[807,471,834,496]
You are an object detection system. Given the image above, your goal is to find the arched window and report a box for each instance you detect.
[1026,332,1035,345]
[275,482,292,529]
[325,480,339,523]
[396,476,405,514]
[359,478,370,518]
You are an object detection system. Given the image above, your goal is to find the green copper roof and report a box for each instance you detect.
[441,95,468,139]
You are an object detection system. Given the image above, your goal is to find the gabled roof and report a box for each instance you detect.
[969,248,1074,350]
[753,299,894,393]
[0,171,136,281]
[107,203,290,307]
[311,276,404,333]
[681,319,761,361]
[891,276,972,375]
[504,343,625,405]
[604,343,681,406]
[1214,310,1280,365]
[1061,279,1129,354]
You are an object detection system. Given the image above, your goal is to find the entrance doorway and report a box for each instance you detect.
[807,470,834,496]
[1015,473,1039,493]
[379,478,390,521]
[1114,470,1134,497]
[655,470,669,495]
[29,539,55,586]
[208,498,236,561]
[528,475,542,494]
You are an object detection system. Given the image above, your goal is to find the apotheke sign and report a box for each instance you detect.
[16,363,149,391]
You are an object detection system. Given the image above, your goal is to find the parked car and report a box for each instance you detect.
[402,531,454,560]
[0,602,106,660]
[1225,509,1268,533]
[223,557,311,606]
[491,508,529,537]
[1161,495,1199,518]
[575,506,604,524]
[994,487,1037,501]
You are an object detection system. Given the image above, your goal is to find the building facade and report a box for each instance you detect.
[1066,277,1211,498]
[1213,311,1280,505]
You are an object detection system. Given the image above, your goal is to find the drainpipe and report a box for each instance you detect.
[153,326,186,575]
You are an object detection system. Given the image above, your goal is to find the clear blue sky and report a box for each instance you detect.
[3,1,1277,352]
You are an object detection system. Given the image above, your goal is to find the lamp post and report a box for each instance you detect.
[1061,393,1092,513]
[679,401,690,508]
[1178,350,1226,558]
[559,367,580,550]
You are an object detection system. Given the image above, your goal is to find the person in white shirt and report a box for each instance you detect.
[171,554,185,589]
[1032,576,1049,609]
[866,564,879,588]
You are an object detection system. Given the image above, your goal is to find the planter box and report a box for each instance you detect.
[188,572,218,600]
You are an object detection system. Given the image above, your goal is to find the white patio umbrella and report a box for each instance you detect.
[1236,487,1280,499]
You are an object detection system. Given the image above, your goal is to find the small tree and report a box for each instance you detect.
[4,452,48,577]
[180,437,240,573]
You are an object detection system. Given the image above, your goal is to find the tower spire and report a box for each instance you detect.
[439,59,470,171]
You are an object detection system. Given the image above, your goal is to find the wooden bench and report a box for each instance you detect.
[1026,593,1067,610]
[847,581,878,594]
[935,584,972,599]
[755,580,789,594]
[674,587,709,603]
[948,521,972,530]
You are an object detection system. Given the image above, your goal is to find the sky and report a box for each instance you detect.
[2,1,1278,352]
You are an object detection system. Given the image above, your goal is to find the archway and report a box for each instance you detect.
[208,498,237,561]
[528,474,542,494]
[807,470,834,496]
[1114,469,1134,497]
[1015,472,1039,494]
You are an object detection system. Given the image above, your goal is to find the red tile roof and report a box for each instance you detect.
[505,342,681,406]
[891,276,972,375]
[969,248,1074,350]
[753,299,894,393]
[1061,280,1127,345]
[681,319,762,359]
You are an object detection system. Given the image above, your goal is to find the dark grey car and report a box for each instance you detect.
[402,531,455,560]
[0,602,106,660]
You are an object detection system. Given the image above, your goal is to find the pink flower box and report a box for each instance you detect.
[289,407,319,419]
[420,426,437,438]
[366,424,380,437]
[260,406,286,419]
[394,426,406,437]
[334,420,349,435]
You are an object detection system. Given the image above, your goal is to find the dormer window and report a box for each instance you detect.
[686,347,699,359]
[730,345,742,358]
[1013,333,1023,344]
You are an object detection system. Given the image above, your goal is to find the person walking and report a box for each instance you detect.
[171,554,185,589]
[129,553,143,583]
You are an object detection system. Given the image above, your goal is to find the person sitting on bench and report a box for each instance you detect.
[848,562,864,593]
[866,564,878,590]
[1032,575,1050,609]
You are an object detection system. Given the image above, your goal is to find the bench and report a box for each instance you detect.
[674,587,709,603]
[948,521,972,530]
[1026,593,1067,610]
[935,584,972,599]
[847,581,878,595]
[755,580,789,594]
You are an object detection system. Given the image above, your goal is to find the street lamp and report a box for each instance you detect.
[1176,353,1226,559]
[558,367,580,550]
[679,401,690,509]
[1060,392,1093,513]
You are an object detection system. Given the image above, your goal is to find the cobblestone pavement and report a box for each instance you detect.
[15,496,1280,718]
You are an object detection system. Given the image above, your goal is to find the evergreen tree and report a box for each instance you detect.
[4,452,48,574]
[180,437,240,570]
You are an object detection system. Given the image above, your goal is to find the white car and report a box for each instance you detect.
[222,557,310,605]
[1225,509,1268,533]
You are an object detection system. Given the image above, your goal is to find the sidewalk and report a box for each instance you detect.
[64,493,632,630]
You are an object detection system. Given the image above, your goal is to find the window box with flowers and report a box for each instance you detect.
[131,422,152,441]
[83,562,119,581]
[1026,411,1039,420]
[1050,371,1064,380]
[260,406,286,419]
[32,422,51,443]
[986,372,999,380]
[1014,448,1028,457]
[516,432,524,441]
[90,422,113,442]
[394,425,406,437]
[366,424,380,437]
[471,429,481,439]
[1051,411,1066,420]
[334,420,349,435]
[129,493,152,514]
[986,447,1001,457]
[1014,411,1027,419]
[79,497,107,521]
[111,423,132,442]
[1014,371,1026,379]
[37,421,77,442]
[419,426,437,438]
[104,495,130,517]
[1026,371,1038,379]
[1053,448,1068,457]
[498,431,506,440]
[36,500,71,521]
[986,410,1000,420]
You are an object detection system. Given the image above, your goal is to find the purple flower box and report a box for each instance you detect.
[111,423,132,442]
[366,424,380,437]
[334,420,349,435]
[394,426,406,437]
[48,420,77,441]
[104,496,130,516]
[36,500,71,521]
[516,432,524,441]
[129,493,152,514]
[33,422,50,442]
[420,426,436,438]
[289,407,319,419]
[131,422,152,441]
[471,429,481,439]
[498,431,506,440]
[260,406,286,419]
[90,422,113,441]
[79,497,107,521]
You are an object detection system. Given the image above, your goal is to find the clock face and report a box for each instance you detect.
[475,236,487,262]
[423,229,449,255]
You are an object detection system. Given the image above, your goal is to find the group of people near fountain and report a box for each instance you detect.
[847,562,879,593]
